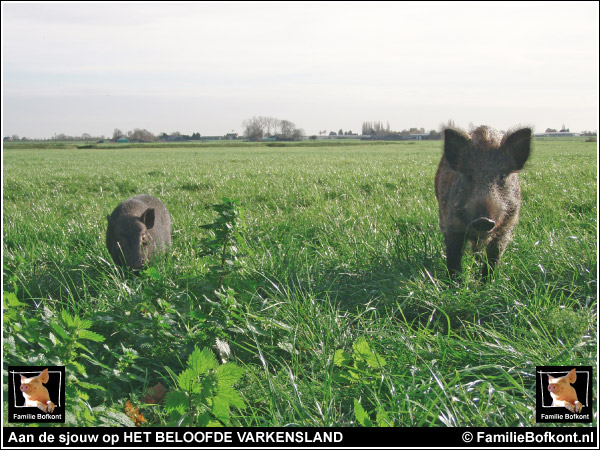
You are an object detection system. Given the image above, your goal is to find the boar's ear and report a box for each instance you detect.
[20,374,27,383]
[503,128,531,171]
[443,129,469,171]
[566,368,577,383]
[140,208,155,229]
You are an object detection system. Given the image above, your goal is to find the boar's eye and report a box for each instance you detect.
[141,234,150,244]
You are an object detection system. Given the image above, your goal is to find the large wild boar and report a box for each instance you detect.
[106,194,172,270]
[435,126,531,279]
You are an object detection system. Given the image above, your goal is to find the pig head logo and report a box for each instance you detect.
[20,368,55,413]
[548,368,582,413]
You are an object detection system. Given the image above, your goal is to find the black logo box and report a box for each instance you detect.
[7,366,66,423]
[536,366,593,423]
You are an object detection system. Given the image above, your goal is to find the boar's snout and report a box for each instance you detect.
[470,217,496,233]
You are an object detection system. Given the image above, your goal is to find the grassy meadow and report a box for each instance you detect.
[2,138,597,427]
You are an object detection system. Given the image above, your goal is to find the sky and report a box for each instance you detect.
[2,1,598,139]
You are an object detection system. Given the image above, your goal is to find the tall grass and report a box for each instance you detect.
[3,138,596,426]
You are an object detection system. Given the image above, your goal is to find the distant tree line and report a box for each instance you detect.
[4,121,595,143]
[242,116,304,141]
[361,121,442,140]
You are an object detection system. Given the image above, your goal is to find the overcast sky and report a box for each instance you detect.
[2,1,598,139]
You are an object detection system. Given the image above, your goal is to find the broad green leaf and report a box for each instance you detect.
[376,407,392,427]
[333,349,351,367]
[211,395,230,424]
[188,347,218,376]
[354,399,373,427]
[77,381,105,390]
[217,385,246,410]
[61,310,75,327]
[3,291,23,308]
[164,390,188,415]
[177,368,197,392]
[353,336,386,368]
[77,329,105,342]
[216,363,245,387]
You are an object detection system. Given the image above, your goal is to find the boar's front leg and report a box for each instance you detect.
[444,232,465,280]
[482,235,509,278]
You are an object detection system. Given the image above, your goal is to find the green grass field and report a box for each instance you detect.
[3,138,597,427]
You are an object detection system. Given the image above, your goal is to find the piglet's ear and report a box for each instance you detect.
[566,368,577,384]
[443,128,469,171]
[141,208,155,229]
[20,375,27,383]
[40,368,49,384]
[503,128,531,171]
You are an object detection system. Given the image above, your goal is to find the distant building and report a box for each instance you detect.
[116,137,129,143]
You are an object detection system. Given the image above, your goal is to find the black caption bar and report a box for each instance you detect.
[2,427,597,448]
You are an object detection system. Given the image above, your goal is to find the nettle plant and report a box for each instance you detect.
[199,198,249,291]
[164,346,246,426]
[334,336,393,427]
[196,198,255,342]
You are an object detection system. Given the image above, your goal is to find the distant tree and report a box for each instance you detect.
[243,117,265,141]
[545,128,557,133]
[129,128,156,141]
[428,129,442,140]
[243,116,303,141]
[338,129,344,136]
[309,135,317,140]
[11,134,20,141]
[291,128,304,141]
[112,128,123,141]
[362,122,373,135]
[262,116,280,136]
[277,120,295,139]
[329,131,337,136]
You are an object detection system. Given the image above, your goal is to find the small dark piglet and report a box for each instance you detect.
[106,194,172,270]
[435,126,531,279]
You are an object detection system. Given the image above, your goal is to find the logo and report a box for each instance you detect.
[536,366,593,423]
[8,366,65,423]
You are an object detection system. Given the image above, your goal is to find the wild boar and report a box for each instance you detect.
[434,126,531,279]
[106,194,172,270]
